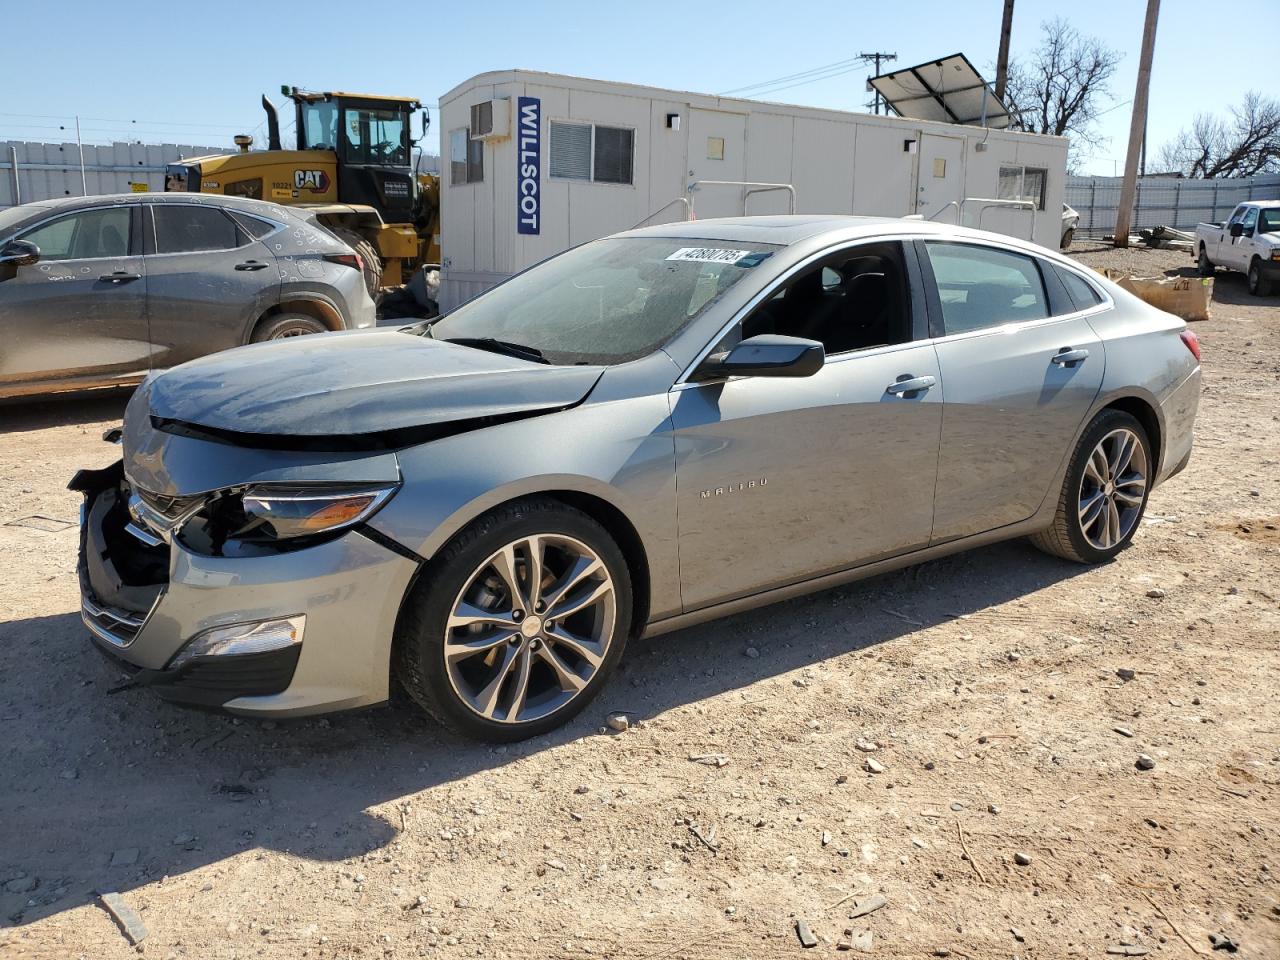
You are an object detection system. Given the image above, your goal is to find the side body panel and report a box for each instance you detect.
[369,390,683,621]
[142,204,281,367]
[930,314,1104,543]
[668,343,943,610]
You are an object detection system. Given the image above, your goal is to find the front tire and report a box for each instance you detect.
[1060,227,1074,250]
[1030,410,1152,564]
[1248,257,1273,296]
[1197,245,1214,277]
[394,498,632,742]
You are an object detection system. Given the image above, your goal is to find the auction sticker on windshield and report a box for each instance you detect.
[666,247,753,264]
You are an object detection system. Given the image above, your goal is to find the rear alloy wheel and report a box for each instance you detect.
[1197,246,1214,277]
[395,499,631,741]
[1030,410,1152,564]
[250,313,328,341]
[1248,258,1273,297]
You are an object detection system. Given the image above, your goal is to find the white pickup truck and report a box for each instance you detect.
[1195,200,1280,296]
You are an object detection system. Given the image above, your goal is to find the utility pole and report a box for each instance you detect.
[74,115,87,196]
[858,52,898,114]
[1114,0,1159,248]
[995,0,1015,102]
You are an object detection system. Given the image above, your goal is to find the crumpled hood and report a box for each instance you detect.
[142,328,604,444]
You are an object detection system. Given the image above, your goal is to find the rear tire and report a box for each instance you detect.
[1030,410,1152,564]
[1060,227,1074,250]
[331,228,383,297]
[1197,245,1215,277]
[1248,257,1273,296]
[250,312,328,342]
[394,498,632,742]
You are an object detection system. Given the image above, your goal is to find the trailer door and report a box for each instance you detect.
[687,109,747,219]
[916,134,964,222]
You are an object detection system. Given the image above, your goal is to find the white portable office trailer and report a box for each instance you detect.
[438,70,1068,310]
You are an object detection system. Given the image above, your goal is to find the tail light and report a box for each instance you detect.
[1179,329,1201,361]
[324,252,364,273]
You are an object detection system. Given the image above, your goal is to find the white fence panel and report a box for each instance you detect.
[1066,172,1280,237]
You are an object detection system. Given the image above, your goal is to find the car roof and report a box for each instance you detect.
[5,192,298,219]
[618,213,1065,260]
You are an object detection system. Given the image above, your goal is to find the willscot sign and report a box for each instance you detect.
[516,97,541,235]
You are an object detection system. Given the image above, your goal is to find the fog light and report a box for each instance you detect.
[169,616,304,670]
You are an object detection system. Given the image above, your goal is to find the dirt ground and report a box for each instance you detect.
[1,243,1277,960]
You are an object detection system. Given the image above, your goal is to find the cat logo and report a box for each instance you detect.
[293,169,331,192]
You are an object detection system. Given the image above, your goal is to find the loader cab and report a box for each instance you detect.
[292,90,421,225]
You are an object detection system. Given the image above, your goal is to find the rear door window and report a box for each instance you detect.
[923,242,1049,335]
[19,207,131,261]
[152,205,245,253]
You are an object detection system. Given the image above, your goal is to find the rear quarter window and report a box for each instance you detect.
[1053,265,1105,310]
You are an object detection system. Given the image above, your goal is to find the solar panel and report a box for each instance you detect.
[869,53,1011,128]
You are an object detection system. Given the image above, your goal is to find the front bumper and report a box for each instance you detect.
[73,461,420,716]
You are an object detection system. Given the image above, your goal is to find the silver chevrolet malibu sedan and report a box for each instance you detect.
[74,216,1201,741]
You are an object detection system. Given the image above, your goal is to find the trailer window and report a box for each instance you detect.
[998,165,1047,211]
[549,122,634,185]
[450,129,483,185]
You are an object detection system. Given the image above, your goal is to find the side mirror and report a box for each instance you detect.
[1229,222,1244,238]
[696,334,825,380]
[0,239,39,267]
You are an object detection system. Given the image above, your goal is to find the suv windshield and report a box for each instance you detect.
[425,238,776,365]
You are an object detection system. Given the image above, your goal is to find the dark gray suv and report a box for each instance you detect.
[0,193,375,399]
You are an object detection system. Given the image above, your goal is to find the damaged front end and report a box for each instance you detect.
[70,460,167,650]
[69,461,306,706]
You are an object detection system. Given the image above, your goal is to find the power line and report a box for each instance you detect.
[719,56,867,97]
[857,52,898,115]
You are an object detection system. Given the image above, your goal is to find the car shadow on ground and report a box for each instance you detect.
[0,538,1093,926]
[0,391,131,435]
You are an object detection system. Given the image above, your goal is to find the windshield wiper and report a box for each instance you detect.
[442,337,550,364]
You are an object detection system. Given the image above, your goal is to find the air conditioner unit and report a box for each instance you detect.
[470,99,510,141]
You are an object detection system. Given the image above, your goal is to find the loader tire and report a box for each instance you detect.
[331,228,384,297]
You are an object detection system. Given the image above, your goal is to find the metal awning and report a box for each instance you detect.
[870,53,1010,128]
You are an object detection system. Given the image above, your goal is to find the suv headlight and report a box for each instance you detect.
[179,482,398,555]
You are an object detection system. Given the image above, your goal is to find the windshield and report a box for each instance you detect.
[1260,209,1280,234]
[299,101,338,150]
[0,204,51,238]
[425,238,777,365]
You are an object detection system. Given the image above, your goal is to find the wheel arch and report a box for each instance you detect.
[1100,393,1163,469]
[387,478,656,643]
[247,296,345,341]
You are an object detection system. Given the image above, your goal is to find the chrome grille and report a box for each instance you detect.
[134,487,203,521]
[82,596,148,648]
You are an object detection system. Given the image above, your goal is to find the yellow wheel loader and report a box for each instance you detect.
[164,88,440,304]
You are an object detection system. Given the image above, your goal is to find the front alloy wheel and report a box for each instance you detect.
[395,498,631,741]
[445,534,616,725]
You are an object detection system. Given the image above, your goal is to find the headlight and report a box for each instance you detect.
[240,484,397,540]
[179,482,398,555]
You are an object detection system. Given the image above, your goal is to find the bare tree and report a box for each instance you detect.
[1005,18,1123,165]
[1158,92,1280,178]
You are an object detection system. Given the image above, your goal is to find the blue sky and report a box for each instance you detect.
[2,0,1270,175]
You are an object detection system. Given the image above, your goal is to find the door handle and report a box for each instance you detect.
[99,272,140,284]
[886,375,937,396]
[234,260,269,271]
[1051,347,1089,367]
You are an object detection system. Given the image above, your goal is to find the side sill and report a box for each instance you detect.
[641,515,1048,640]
